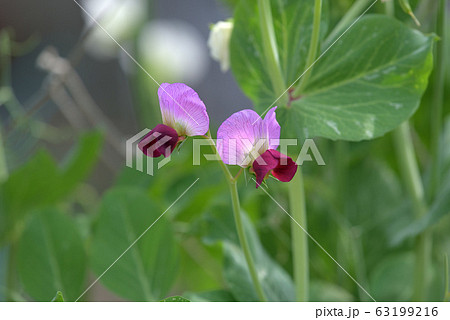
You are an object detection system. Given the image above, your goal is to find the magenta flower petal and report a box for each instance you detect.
[138,124,179,158]
[158,83,209,136]
[217,107,280,167]
[252,149,297,188]
[217,109,262,166]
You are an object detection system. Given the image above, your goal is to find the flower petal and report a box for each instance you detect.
[262,107,280,150]
[268,149,298,183]
[138,124,179,157]
[252,149,279,188]
[252,149,297,188]
[158,83,209,136]
[217,109,262,166]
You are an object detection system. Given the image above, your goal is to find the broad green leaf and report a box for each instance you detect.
[223,241,295,301]
[203,205,295,301]
[51,291,65,302]
[91,187,179,301]
[0,131,103,243]
[160,296,190,302]
[1,152,59,228]
[278,15,434,143]
[230,0,329,108]
[17,209,87,301]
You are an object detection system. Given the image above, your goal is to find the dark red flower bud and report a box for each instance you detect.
[252,149,297,188]
[138,124,179,158]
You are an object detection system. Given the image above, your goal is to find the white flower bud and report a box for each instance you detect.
[207,20,233,72]
[138,20,209,84]
[81,0,147,59]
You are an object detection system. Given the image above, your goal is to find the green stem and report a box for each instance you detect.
[203,136,267,301]
[385,1,430,301]
[288,169,309,301]
[384,0,395,17]
[294,0,322,96]
[323,0,373,48]
[229,180,267,301]
[258,0,286,98]
[393,122,430,301]
[394,123,427,217]
[429,0,446,199]
[0,131,7,183]
[287,0,323,301]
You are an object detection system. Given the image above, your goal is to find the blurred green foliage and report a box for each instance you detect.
[18,209,87,301]
[91,187,178,301]
[0,0,449,303]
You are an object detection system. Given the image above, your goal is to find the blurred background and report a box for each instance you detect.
[0,0,251,187]
[1,0,251,301]
[0,0,448,302]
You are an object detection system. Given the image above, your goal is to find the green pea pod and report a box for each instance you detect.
[399,0,421,26]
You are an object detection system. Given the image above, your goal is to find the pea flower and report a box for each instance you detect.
[208,20,233,72]
[138,83,209,157]
[217,107,297,188]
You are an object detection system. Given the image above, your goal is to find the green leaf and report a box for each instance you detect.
[59,131,103,195]
[230,0,329,108]
[0,131,103,243]
[160,296,190,302]
[223,241,295,301]
[17,209,87,301]
[203,205,295,301]
[51,291,65,302]
[279,15,434,142]
[91,187,179,301]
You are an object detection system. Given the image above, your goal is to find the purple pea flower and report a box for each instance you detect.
[139,83,209,157]
[217,107,297,188]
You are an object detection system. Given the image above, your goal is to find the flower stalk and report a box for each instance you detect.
[0,131,7,183]
[229,179,267,302]
[203,135,267,301]
[288,0,323,301]
[288,169,309,301]
[385,2,430,302]
[393,122,430,301]
[429,0,446,199]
